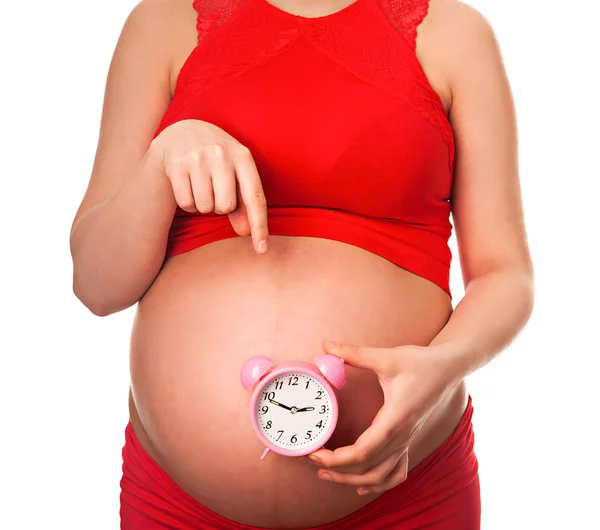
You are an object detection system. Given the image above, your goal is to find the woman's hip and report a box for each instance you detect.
[120,387,479,529]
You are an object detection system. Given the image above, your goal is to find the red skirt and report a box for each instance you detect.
[120,396,480,529]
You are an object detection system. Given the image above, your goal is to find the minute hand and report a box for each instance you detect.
[269,398,294,411]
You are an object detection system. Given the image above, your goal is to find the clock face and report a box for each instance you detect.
[255,372,334,451]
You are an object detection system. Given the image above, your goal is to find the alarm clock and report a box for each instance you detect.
[240,354,346,460]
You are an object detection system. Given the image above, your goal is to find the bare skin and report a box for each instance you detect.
[129,237,467,527]
[71,0,533,527]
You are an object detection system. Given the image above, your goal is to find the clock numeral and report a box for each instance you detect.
[266,420,272,429]
[275,381,283,390]
[276,430,284,441]
[261,406,268,415]
[291,434,297,443]
[315,391,324,400]
[305,430,312,439]
[264,392,275,401]
[316,420,323,428]
[305,380,310,389]
[320,405,327,414]
[288,376,299,386]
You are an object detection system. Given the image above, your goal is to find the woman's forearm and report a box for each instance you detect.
[428,266,535,385]
[70,145,178,316]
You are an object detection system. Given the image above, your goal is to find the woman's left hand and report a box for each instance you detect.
[308,340,460,495]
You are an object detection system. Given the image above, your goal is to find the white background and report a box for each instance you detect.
[1,0,599,528]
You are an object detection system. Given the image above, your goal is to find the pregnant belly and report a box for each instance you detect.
[129,235,457,528]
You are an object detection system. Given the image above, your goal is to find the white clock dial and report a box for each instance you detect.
[256,373,333,450]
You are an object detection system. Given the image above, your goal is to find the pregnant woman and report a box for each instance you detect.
[70,0,534,527]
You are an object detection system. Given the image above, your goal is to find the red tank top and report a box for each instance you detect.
[153,0,455,297]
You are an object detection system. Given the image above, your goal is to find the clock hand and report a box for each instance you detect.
[296,406,315,412]
[269,398,294,411]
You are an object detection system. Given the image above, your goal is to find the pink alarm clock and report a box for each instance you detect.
[240,354,347,460]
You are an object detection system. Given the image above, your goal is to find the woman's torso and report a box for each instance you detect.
[128,0,467,527]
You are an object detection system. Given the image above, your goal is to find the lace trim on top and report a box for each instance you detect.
[377,0,429,51]
[193,0,246,43]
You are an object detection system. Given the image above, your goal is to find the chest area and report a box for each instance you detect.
[163,1,453,218]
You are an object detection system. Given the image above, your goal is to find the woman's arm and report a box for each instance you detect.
[70,0,193,316]
[424,1,535,380]
[304,3,535,493]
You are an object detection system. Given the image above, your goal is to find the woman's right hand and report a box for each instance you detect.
[150,119,269,254]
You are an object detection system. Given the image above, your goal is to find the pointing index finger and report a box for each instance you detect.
[234,148,269,252]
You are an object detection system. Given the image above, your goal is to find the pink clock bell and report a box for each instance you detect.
[240,355,346,460]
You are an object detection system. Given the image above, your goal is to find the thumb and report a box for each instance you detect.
[321,340,383,372]
[228,186,251,236]
[228,207,251,236]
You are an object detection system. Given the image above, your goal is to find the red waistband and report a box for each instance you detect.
[120,395,479,529]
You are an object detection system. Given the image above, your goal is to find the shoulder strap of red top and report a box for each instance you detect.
[374,0,430,51]
[192,0,247,44]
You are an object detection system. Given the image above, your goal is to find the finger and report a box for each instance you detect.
[167,159,197,213]
[233,146,269,252]
[317,448,403,488]
[188,151,214,213]
[228,181,251,236]
[309,404,399,470]
[321,341,395,376]
[208,144,237,214]
[358,451,409,495]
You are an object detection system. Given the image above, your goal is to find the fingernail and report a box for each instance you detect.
[323,341,339,351]
[308,454,321,463]
[257,240,267,253]
[357,487,369,495]
[319,472,332,481]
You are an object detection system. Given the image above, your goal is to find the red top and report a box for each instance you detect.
[153,0,455,297]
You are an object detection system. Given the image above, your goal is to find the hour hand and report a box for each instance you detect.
[296,406,315,412]
[269,398,293,411]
